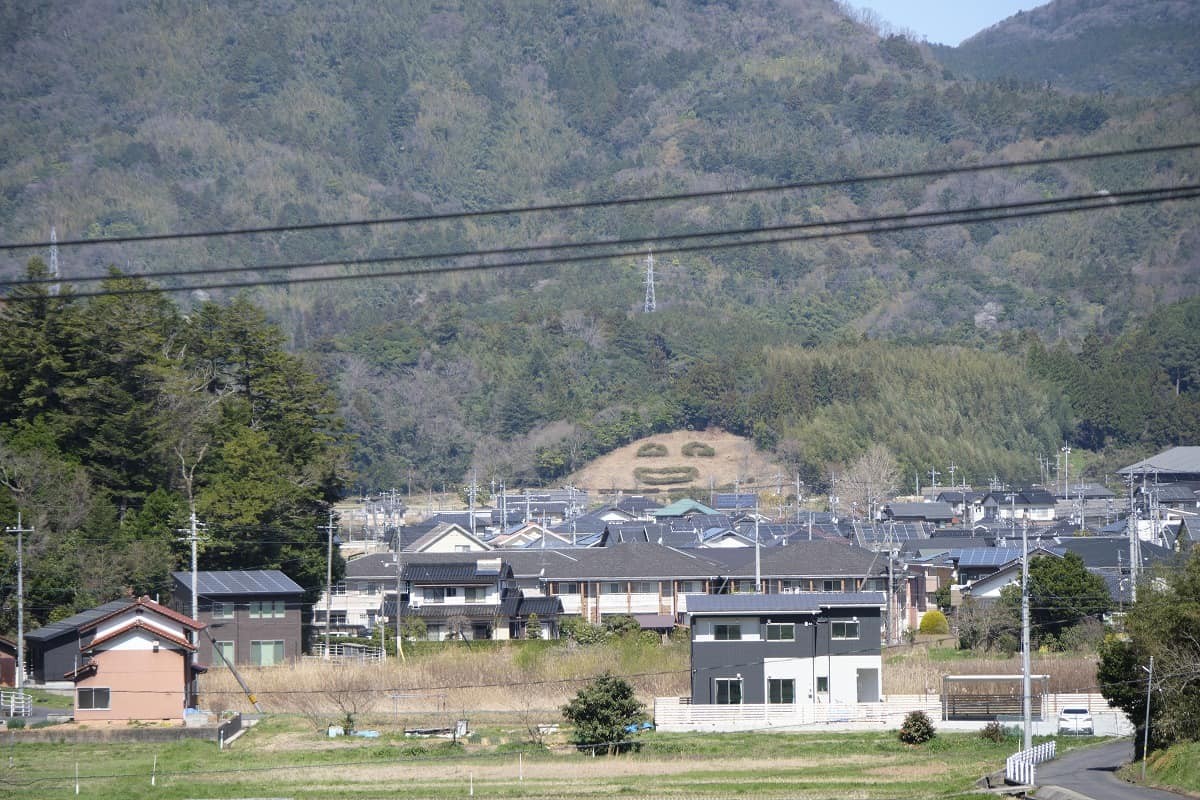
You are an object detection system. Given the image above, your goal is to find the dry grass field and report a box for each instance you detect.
[568,428,788,495]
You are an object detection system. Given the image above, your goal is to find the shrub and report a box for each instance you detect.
[562,672,645,754]
[633,466,700,485]
[560,616,608,644]
[899,710,936,744]
[980,721,1006,743]
[636,442,668,458]
[918,609,950,635]
[5,719,25,730]
[525,612,541,639]
[603,614,641,637]
[681,441,716,457]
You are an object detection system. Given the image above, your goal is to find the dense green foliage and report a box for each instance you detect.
[561,672,646,753]
[958,552,1110,653]
[0,261,345,629]
[1,1,1197,490]
[1099,549,1200,758]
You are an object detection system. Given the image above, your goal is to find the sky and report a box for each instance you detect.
[852,1,1046,46]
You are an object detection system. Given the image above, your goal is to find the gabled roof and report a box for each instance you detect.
[25,600,136,642]
[408,522,493,552]
[651,499,718,518]
[1119,447,1200,476]
[173,570,303,596]
[499,593,563,619]
[403,559,512,585]
[701,539,885,578]
[84,618,197,653]
[714,492,759,510]
[688,591,886,614]
[613,495,663,516]
[885,502,956,521]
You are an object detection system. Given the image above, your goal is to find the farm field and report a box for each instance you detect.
[0,715,1103,800]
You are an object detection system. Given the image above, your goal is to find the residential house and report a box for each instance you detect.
[172,570,304,667]
[688,592,885,706]
[883,502,956,527]
[329,554,562,641]
[26,597,203,721]
[980,490,1057,523]
[1118,446,1200,483]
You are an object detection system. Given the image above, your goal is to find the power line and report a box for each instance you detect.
[2,140,1196,253]
[5,184,1197,301]
[5,183,1192,290]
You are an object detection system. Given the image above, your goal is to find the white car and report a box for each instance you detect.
[1057,707,1094,735]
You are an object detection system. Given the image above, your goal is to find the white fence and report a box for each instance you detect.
[305,642,385,663]
[654,695,942,732]
[1,690,33,718]
[654,693,1127,733]
[1005,740,1056,786]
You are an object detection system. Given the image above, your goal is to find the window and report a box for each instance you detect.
[676,581,701,594]
[211,601,234,619]
[768,678,795,704]
[713,623,741,641]
[250,640,285,667]
[816,676,829,693]
[557,582,579,594]
[77,687,110,710]
[601,582,623,594]
[822,579,843,592]
[214,641,235,666]
[454,545,471,552]
[715,678,743,705]
[250,600,286,619]
[831,621,859,640]
[464,587,486,604]
[331,582,347,596]
[314,610,326,623]
[765,623,795,641]
[631,581,658,594]
[365,582,379,596]
[329,612,347,627]
[426,624,444,641]
[779,580,803,593]
[422,588,445,604]
[445,587,458,599]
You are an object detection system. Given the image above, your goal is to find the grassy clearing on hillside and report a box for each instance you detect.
[0,714,1104,800]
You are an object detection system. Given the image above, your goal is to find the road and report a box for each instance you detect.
[1035,739,1187,800]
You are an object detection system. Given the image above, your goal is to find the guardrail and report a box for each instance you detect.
[1005,740,1056,786]
[1,690,33,718]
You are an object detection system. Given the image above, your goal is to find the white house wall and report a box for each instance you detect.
[93,610,186,642]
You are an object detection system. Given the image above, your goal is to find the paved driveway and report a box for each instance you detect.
[1035,739,1187,800]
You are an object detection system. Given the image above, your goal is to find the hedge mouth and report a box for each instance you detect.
[633,465,700,485]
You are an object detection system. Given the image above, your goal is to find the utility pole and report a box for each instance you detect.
[643,250,656,313]
[6,514,32,688]
[1128,475,1141,604]
[928,467,939,489]
[1061,444,1071,498]
[948,463,957,489]
[754,513,761,594]
[395,520,405,663]
[1021,517,1032,751]
[468,470,478,537]
[177,509,206,657]
[323,511,337,659]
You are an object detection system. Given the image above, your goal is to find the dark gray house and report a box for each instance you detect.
[24,600,131,685]
[171,570,304,667]
[688,592,885,707]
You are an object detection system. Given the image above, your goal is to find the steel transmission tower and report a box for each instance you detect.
[643,250,656,313]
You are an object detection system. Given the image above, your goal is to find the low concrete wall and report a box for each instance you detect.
[6,725,223,744]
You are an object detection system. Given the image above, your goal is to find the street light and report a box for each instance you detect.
[1141,656,1154,781]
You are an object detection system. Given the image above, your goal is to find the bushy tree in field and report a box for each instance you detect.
[561,672,645,754]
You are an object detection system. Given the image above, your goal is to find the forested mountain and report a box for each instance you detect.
[1,0,1198,497]
[933,0,1200,96]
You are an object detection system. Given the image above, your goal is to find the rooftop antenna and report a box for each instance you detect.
[49,225,60,296]
[643,249,656,313]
